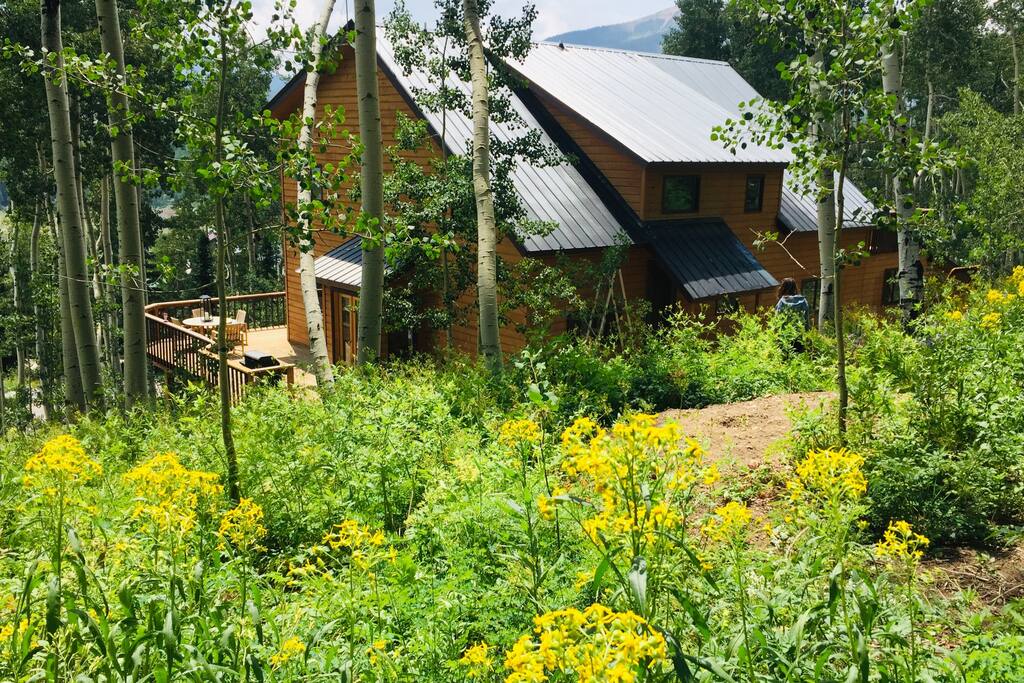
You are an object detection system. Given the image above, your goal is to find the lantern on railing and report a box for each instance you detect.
[200,294,213,322]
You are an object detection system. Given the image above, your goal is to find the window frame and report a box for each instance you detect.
[661,175,701,214]
[881,268,900,307]
[744,174,765,213]
[800,277,820,324]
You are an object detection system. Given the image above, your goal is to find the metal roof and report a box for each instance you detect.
[641,219,778,299]
[508,43,791,165]
[376,34,627,253]
[777,173,876,232]
[647,48,877,231]
[313,237,390,288]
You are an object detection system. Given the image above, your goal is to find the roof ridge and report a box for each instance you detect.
[532,41,731,66]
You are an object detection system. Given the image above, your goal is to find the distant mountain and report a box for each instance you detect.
[544,6,679,54]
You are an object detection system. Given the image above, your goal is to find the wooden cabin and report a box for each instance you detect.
[268,37,899,364]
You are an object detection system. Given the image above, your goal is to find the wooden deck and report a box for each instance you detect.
[245,328,316,386]
[145,292,308,402]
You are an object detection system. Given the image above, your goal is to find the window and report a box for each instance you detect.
[662,175,700,213]
[744,175,765,212]
[801,278,820,324]
[881,268,899,306]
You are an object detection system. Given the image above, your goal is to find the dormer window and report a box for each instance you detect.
[744,175,765,212]
[662,175,700,213]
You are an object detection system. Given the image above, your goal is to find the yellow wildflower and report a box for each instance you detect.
[460,642,494,679]
[701,501,753,544]
[986,289,1006,304]
[574,569,595,589]
[536,494,555,521]
[124,453,222,534]
[945,310,963,321]
[269,636,306,667]
[786,448,867,507]
[23,435,101,495]
[499,419,543,447]
[217,498,267,551]
[505,604,666,683]
[875,519,929,563]
[981,311,1001,329]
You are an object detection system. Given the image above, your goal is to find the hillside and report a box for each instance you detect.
[544,6,678,53]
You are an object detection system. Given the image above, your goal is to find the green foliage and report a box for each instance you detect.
[794,271,1024,545]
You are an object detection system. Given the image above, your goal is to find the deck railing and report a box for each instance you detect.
[145,292,294,403]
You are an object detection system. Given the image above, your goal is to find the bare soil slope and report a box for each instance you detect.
[660,391,833,467]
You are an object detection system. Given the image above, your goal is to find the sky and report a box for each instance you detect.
[251,0,672,42]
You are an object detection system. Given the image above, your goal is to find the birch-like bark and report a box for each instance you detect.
[215,23,239,503]
[296,0,336,385]
[881,40,923,322]
[41,0,103,410]
[355,0,386,365]
[50,210,84,415]
[464,0,503,373]
[30,199,52,420]
[100,175,122,373]
[96,0,147,406]
[809,48,836,329]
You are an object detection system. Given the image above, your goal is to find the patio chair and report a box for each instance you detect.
[191,308,203,319]
[218,322,248,353]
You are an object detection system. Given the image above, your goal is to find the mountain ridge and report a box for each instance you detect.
[544,6,678,54]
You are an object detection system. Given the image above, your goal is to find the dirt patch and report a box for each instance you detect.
[925,545,1024,607]
[660,391,834,467]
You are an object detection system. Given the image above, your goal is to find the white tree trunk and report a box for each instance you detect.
[464,0,503,373]
[95,0,147,405]
[355,0,386,365]
[881,40,923,322]
[296,0,337,386]
[41,0,103,410]
[809,48,835,329]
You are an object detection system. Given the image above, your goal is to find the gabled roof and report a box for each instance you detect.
[641,219,778,299]
[513,42,877,231]
[508,44,791,165]
[375,35,626,253]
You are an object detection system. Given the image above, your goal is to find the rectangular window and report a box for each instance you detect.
[800,278,820,324]
[882,268,899,306]
[744,175,765,212]
[662,175,700,213]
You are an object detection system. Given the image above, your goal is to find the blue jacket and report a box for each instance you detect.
[775,294,809,322]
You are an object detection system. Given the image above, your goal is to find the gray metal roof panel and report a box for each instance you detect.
[557,46,876,232]
[642,219,778,299]
[376,34,628,253]
[778,171,877,232]
[509,43,791,164]
[314,237,380,288]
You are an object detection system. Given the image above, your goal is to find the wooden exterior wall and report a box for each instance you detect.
[272,47,528,360]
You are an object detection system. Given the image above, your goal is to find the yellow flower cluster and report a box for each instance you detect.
[499,419,543,447]
[1011,266,1024,295]
[701,501,752,544]
[269,636,306,667]
[875,519,930,562]
[289,520,394,581]
[505,604,667,683]
[560,415,708,547]
[124,452,222,534]
[460,642,494,678]
[786,448,867,508]
[945,310,963,321]
[536,486,565,522]
[217,498,267,551]
[981,311,1001,329]
[23,435,101,496]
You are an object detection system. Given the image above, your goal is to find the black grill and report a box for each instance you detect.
[243,350,278,369]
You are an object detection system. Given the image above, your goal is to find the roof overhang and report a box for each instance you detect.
[640,219,778,300]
